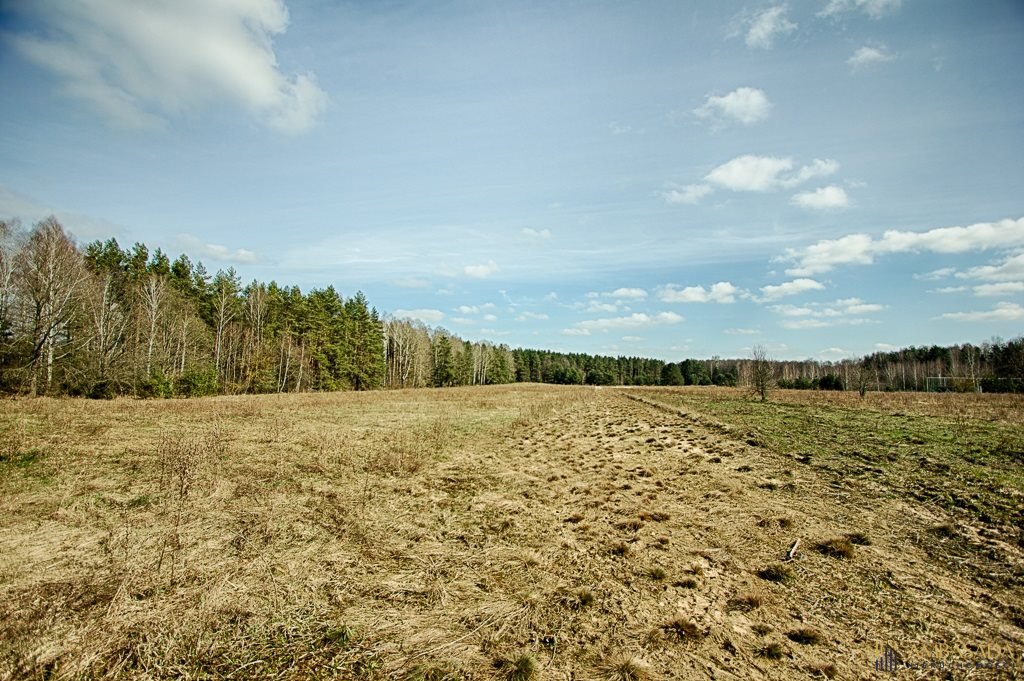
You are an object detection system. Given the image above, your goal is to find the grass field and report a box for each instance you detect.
[1,385,1022,679]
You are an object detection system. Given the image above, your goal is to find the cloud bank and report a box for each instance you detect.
[8,0,327,133]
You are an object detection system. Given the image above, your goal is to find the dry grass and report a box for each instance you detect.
[786,628,822,645]
[597,652,651,681]
[815,537,856,560]
[758,564,795,584]
[727,591,763,612]
[1,383,1022,679]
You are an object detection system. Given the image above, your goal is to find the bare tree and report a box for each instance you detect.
[0,220,23,368]
[13,217,86,394]
[139,273,167,378]
[82,269,130,389]
[749,344,774,402]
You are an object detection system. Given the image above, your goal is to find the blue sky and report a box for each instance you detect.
[1,0,1022,361]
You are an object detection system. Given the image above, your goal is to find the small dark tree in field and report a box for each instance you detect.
[750,344,774,402]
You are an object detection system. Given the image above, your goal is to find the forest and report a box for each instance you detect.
[1,216,1021,397]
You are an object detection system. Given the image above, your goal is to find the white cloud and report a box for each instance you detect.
[848,45,896,69]
[771,297,883,328]
[783,159,841,187]
[759,278,825,301]
[743,5,797,49]
[662,184,713,205]
[177,234,257,264]
[479,328,510,336]
[694,87,772,127]
[973,282,1024,297]
[791,185,850,210]
[584,301,622,313]
[579,288,647,310]
[877,219,1024,255]
[455,305,480,314]
[560,328,590,336]
[934,286,967,293]
[706,155,793,192]
[482,313,497,322]
[521,228,552,240]
[724,328,760,335]
[8,0,327,133]
[915,267,956,280]
[937,302,1024,322]
[781,317,876,330]
[392,308,445,324]
[783,217,1024,276]
[622,335,644,342]
[658,282,739,303]
[957,253,1024,282]
[574,312,684,332]
[516,312,549,321]
[820,0,903,19]
[782,233,875,275]
[609,287,648,300]
[838,297,885,314]
[463,260,500,278]
[705,155,839,193]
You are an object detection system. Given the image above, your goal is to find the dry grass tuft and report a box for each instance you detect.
[648,566,668,581]
[662,618,707,642]
[616,518,645,532]
[844,531,871,546]
[929,522,958,538]
[757,564,794,584]
[558,586,595,610]
[727,592,763,611]
[816,537,855,559]
[609,541,632,557]
[805,662,838,678]
[786,628,821,645]
[673,577,698,589]
[757,642,786,660]
[757,516,793,530]
[598,652,652,681]
[638,511,670,522]
[406,663,466,680]
[495,653,538,681]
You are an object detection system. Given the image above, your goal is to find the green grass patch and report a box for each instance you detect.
[633,388,1024,535]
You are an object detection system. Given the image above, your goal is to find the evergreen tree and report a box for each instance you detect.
[432,333,456,387]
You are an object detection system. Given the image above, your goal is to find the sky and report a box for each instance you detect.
[0,0,1022,362]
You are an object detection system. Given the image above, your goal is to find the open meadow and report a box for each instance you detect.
[2,385,1023,680]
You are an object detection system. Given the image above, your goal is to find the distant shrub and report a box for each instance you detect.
[175,368,219,397]
[87,380,118,400]
[138,370,173,398]
[817,374,844,391]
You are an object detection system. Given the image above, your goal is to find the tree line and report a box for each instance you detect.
[1,217,1020,397]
